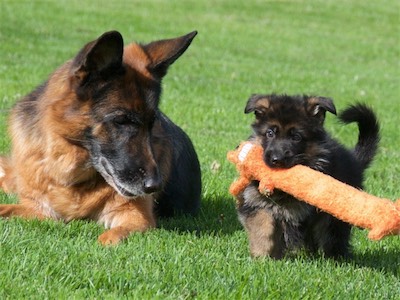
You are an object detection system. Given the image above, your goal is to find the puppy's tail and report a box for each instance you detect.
[339,103,380,169]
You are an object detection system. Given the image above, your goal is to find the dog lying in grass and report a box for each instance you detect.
[0,30,201,245]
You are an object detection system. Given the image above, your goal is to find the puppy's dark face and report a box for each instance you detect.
[245,94,336,168]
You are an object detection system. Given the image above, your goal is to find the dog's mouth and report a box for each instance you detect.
[268,161,295,169]
[114,184,136,198]
[264,154,296,169]
[98,158,138,199]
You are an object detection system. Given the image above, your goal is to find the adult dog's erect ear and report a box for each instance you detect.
[245,94,271,117]
[71,31,124,82]
[143,31,197,78]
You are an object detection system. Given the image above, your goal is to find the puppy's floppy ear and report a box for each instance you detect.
[306,96,336,121]
[143,31,197,79]
[245,94,271,116]
[71,31,124,82]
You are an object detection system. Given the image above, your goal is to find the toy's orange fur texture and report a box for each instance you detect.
[228,142,400,241]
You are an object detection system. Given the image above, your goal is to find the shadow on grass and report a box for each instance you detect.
[291,248,400,278]
[352,248,400,278]
[159,196,400,277]
[4,193,398,277]
[158,195,242,235]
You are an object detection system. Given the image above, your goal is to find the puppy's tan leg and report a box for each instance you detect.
[243,209,284,259]
[98,196,156,246]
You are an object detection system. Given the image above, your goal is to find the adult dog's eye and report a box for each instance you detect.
[112,115,131,126]
[266,129,275,138]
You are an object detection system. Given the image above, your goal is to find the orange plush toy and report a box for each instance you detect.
[227,142,400,241]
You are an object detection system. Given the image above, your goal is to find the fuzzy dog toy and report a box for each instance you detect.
[227,142,400,241]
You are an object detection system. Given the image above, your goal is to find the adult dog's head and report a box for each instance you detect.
[50,31,197,198]
[245,94,336,169]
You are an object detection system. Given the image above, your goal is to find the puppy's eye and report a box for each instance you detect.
[291,133,302,142]
[266,129,275,138]
[254,110,263,118]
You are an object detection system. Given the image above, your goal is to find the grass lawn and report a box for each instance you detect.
[0,0,399,298]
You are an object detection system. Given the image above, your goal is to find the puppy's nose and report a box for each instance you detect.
[143,176,162,194]
[267,152,289,168]
[270,155,284,166]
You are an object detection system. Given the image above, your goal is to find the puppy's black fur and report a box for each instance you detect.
[237,94,379,259]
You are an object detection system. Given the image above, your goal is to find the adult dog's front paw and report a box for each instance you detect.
[98,227,132,246]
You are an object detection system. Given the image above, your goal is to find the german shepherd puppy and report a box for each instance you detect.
[0,30,201,245]
[237,94,379,259]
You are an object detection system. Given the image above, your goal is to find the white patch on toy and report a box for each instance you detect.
[238,143,254,162]
[0,166,5,178]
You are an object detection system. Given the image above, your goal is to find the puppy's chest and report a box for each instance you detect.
[242,183,314,224]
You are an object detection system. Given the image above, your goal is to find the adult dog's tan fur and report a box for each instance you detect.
[0,30,201,245]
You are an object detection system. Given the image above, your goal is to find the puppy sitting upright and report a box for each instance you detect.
[0,30,201,245]
[237,94,379,259]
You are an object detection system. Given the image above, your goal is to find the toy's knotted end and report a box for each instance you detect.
[394,199,400,235]
[227,142,255,165]
[367,230,385,241]
[395,199,400,211]
[229,177,250,197]
[367,199,400,240]
[227,150,237,164]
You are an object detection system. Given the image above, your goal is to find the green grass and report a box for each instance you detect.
[0,0,399,298]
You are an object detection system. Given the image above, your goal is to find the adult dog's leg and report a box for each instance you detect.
[0,203,47,219]
[97,196,156,245]
[0,157,17,193]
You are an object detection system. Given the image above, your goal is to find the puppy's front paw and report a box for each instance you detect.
[260,187,272,197]
[258,179,275,196]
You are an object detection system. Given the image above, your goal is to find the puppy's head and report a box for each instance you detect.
[59,30,197,198]
[245,94,336,168]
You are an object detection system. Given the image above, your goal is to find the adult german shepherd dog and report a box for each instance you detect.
[0,30,201,245]
[237,94,379,259]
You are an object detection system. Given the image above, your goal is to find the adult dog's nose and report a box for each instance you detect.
[143,175,162,194]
